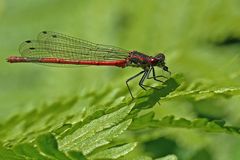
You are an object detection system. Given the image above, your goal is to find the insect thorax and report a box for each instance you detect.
[127,51,152,69]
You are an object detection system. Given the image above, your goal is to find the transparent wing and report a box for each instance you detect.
[19,31,129,61]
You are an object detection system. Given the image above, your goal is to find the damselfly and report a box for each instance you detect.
[7,31,171,98]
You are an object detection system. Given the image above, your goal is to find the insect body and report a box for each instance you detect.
[7,31,170,98]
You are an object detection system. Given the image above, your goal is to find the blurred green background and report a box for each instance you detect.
[1,0,240,159]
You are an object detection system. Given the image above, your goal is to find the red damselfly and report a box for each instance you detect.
[7,31,171,98]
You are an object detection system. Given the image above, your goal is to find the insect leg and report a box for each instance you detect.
[147,66,166,82]
[138,70,148,90]
[141,69,161,90]
[126,70,145,99]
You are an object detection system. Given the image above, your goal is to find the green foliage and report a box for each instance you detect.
[1,73,240,159]
[1,0,240,159]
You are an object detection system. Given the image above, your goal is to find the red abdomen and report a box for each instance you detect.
[7,56,127,68]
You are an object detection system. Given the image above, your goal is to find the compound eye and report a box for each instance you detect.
[155,53,165,61]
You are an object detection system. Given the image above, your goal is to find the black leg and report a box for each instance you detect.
[152,67,166,82]
[147,67,166,82]
[140,69,161,90]
[146,67,152,78]
[126,70,145,99]
[138,70,148,90]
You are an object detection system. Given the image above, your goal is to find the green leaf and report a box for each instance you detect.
[0,146,24,160]
[36,133,70,160]
[129,112,155,130]
[89,142,137,159]
[67,151,87,160]
[134,74,183,109]
[131,115,240,135]
[155,154,178,160]
[78,119,132,155]
[163,87,240,101]
[13,143,49,160]
[129,156,153,160]
[58,104,134,152]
